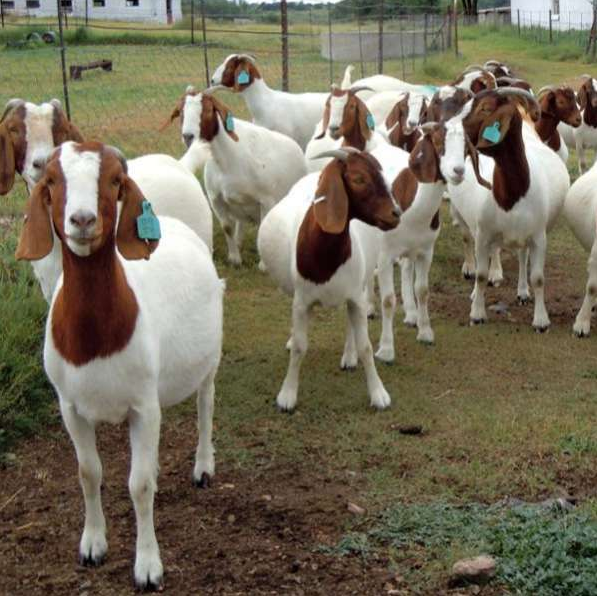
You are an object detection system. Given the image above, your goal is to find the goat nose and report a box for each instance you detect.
[453,166,465,177]
[70,210,97,229]
[32,158,46,170]
[182,133,194,148]
[392,205,401,218]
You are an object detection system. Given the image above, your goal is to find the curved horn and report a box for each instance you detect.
[312,148,358,162]
[484,60,503,67]
[496,86,541,115]
[0,98,25,123]
[464,64,484,72]
[237,53,256,63]
[348,85,375,95]
[536,85,558,98]
[496,76,522,85]
[203,85,227,95]
[420,122,439,134]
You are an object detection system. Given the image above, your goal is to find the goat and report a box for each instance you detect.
[305,85,384,173]
[534,85,581,163]
[558,75,597,173]
[0,98,214,303]
[447,87,569,330]
[166,86,307,268]
[483,60,515,78]
[209,54,328,151]
[15,141,224,590]
[374,120,484,359]
[376,92,429,152]
[349,73,438,102]
[257,148,400,412]
[452,65,497,94]
[496,76,533,92]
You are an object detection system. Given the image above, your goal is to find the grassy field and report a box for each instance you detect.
[2,23,597,595]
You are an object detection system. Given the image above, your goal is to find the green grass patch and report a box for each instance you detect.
[327,501,597,595]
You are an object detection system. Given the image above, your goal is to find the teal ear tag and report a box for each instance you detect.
[225,113,235,132]
[366,113,375,130]
[423,84,439,95]
[136,200,161,241]
[237,69,250,85]
[482,121,501,144]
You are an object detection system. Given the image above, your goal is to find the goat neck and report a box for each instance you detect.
[53,236,139,367]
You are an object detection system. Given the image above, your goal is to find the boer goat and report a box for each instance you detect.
[15,141,223,590]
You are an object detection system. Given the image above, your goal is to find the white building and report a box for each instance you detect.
[510,0,594,30]
[0,0,182,24]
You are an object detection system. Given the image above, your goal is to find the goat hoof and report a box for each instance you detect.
[341,364,357,372]
[470,318,486,326]
[574,330,589,338]
[193,472,211,489]
[135,575,163,592]
[534,325,550,334]
[517,295,531,305]
[462,272,474,281]
[80,552,106,567]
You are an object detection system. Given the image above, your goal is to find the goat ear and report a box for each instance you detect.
[409,134,438,183]
[159,103,181,131]
[357,102,373,140]
[385,102,401,130]
[116,176,159,260]
[15,180,53,260]
[476,104,514,149]
[578,86,588,110]
[465,135,492,190]
[67,121,84,142]
[212,98,239,142]
[0,121,15,195]
[315,101,331,140]
[313,160,349,234]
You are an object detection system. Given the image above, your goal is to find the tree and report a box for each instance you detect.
[461,0,478,17]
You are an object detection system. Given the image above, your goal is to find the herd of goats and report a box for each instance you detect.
[3,54,597,588]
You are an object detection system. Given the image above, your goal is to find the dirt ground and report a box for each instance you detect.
[0,417,501,596]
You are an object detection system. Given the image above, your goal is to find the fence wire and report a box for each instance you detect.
[0,4,451,159]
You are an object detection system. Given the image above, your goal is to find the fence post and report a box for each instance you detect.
[280,0,289,91]
[56,0,71,121]
[453,3,458,57]
[200,0,209,87]
[308,5,314,53]
[1,1,4,29]
[411,14,415,74]
[191,0,195,45]
[549,9,552,43]
[327,5,333,85]
[357,6,364,78]
[377,0,384,74]
[85,0,88,27]
[517,9,520,36]
[423,12,428,63]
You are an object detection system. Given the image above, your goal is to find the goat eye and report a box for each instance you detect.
[112,178,120,187]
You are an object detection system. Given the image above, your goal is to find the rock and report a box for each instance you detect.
[448,555,496,587]
[4,453,17,464]
[261,494,272,502]
[227,514,236,524]
[347,502,366,515]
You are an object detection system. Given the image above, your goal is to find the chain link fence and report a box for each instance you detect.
[0,3,452,158]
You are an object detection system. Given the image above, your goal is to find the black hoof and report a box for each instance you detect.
[534,326,549,334]
[193,472,211,489]
[135,576,163,592]
[367,313,376,320]
[80,553,106,567]
[463,272,474,281]
[470,318,486,326]
[517,296,531,306]
[340,364,357,372]
[276,404,295,414]
[575,331,588,338]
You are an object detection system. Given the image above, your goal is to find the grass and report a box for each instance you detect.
[2,20,597,593]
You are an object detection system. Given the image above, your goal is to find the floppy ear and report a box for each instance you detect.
[159,102,182,132]
[233,61,253,92]
[315,100,331,140]
[356,101,373,141]
[465,135,492,190]
[0,121,15,195]
[211,97,239,142]
[578,85,588,110]
[313,160,349,234]
[476,103,515,149]
[116,176,159,260]
[409,135,438,183]
[67,121,84,142]
[385,101,401,130]
[15,180,53,260]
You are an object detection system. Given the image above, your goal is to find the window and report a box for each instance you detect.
[126,0,139,6]
[552,0,560,16]
[93,0,105,6]
[60,0,72,10]
[1,1,15,8]
[26,0,40,7]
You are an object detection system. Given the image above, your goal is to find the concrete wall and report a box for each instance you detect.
[511,0,593,30]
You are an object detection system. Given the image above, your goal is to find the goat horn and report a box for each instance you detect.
[496,86,541,113]
[312,148,358,162]
[420,122,439,134]
[203,85,227,95]
[484,60,503,67]
[536,85,558,98]
[104,145,128,174]
[0,98,24,123]
[185,84,197,93]
[349,85,375,95]
[237,53,256,63]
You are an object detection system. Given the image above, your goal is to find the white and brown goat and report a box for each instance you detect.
[15,141,223,590]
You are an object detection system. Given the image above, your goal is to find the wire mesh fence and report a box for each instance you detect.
[0,3,452,158]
